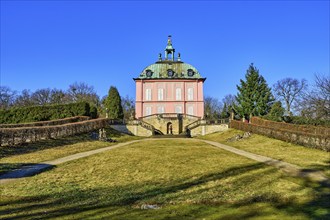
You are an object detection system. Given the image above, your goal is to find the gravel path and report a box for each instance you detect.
[1,138,328,186]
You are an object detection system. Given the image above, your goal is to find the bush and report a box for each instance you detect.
[290,116,330,127]
[0,102,91,124]
[90,106,98,119]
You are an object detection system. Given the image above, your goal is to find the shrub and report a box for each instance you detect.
[0,102,91,124]
[290,116,330,127]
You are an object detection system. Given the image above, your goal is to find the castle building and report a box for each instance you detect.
[134,36,206,120]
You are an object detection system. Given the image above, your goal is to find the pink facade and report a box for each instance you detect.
[134,36,205,119]
[135,79,205,118]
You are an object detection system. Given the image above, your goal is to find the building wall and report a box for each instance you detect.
[135,79,204,118]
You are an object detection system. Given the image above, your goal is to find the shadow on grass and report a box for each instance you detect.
[1,163,329,219]
[0,163,56,182]
[0,128,134,160]
[0,134,93,159]
[306,159,330,177]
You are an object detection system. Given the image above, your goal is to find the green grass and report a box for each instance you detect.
[0,128,141,174]
[1,139,329,219]
[200,129,330,177]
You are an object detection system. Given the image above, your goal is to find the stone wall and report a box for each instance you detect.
[110,124,152,137]
[142,114,198,135]
[0,118,110,146]
[190,124,228,137]
[230,120,329,151]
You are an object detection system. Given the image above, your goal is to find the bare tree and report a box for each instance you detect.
[204,96,222,120]
[15,89,34,107]
[67,82,99,106]
[0,86,16,109]
[222,94,237,109]
[273,78,307,116]
[121,95,135,120]
[300,74,330,119]
[50,88,68,104]
[31,88,52,105]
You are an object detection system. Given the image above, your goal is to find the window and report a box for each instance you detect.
[175,88,181,100]
[157,106,165,113]
[188,106,194,115]
[158,88,164,101]
[167,69,174,77]
[145,88,151,101]
[187,88,194,100]
[187,69,195,77]
[175,106,182,113]
[146,69,153,77]
[146,106,152,116]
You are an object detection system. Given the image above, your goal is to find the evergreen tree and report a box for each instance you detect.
[235,64,274,119]
[104,86,124,119]
[264,101,285,121]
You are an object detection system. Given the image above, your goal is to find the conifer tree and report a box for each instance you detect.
[235,64,274,119]
[265,101,285,121]
[104,86,124,119]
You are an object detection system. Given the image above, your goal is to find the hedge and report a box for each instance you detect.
[0,116,90,128]
[0,118,110,146]
[0,102,94,124]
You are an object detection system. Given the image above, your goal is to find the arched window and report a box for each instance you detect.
[175,105,182,113]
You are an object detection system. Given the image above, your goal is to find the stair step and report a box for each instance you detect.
[151,134,191,138]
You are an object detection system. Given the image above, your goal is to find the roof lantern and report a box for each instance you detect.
[165,35,175,61]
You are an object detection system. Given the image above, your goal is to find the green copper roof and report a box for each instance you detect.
[136,61,204,79]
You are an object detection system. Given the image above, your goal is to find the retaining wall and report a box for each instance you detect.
[0,118,110,146]
[230,119,329,151]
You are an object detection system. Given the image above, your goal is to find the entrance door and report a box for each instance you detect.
[167,122,173,134]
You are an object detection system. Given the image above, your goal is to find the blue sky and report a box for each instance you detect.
[1,1,329,101]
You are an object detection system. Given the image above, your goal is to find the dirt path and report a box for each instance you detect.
[1,138,329,186]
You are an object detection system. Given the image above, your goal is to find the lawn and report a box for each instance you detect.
[0,128,141,175]
[200,129,330,177]
[1,139,329,219]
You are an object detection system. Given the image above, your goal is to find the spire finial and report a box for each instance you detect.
[167,35,172,45]
[165,35,175,61]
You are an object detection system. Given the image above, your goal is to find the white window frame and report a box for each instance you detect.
[188,106,194,115]
[158,88,164,101]
[146,106,152,116]
[145,88,152,101]
[187,88,194,101]
[157,106,165,114]
[175,105,182,114]
[175,88,181,100]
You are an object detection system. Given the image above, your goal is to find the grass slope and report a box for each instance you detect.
[0,128,141,174]
[1,139,329,219]
[200,129,330,177]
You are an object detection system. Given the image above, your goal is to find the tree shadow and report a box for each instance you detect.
[1,162,329,219]
[0,163,56,182]
[0,133,94,159]
[305,159,330,178]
